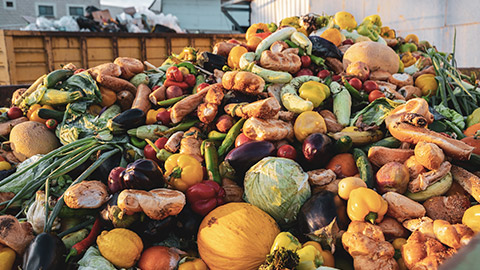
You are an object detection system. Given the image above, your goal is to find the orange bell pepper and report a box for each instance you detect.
[245,23,270,41]
[27,104,55,124]
[227,45,248,70]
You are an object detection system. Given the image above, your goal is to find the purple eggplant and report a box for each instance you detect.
[220,140,275,185]
[121,159,165,190]
[302,133,333,169]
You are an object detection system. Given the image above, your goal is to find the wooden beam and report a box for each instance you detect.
[79,36,88,68]
[43,36,54,72]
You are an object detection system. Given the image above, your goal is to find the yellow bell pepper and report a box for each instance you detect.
[0,161,11,171]
[302,241,335,267]
[146,108,165,125]
[404,34,419,44]
[463,205,480,233]
[294,111,327,142]
[246,23,270,41]
[270,232,302,253]
[280,16,308,36]
[381,26,396,39]
[164,153,204,192]
[0,245,15,270]
[347,187,388,224]
[392,238,408,270]
[398,58,405,73]
[178,258,208,270]
[401,52,416,68]
[228,46,248,70]
[334,11,357,30]
[298,81,329,107]
[338,177,367,200]
[26,104,55,124]
[415,74,438,97]
[296,245,324,270]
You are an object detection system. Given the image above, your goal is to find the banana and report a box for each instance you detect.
[405,172,453,201]
[290,31,313,55]
[329,127,383,146]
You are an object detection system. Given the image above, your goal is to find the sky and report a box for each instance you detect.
[100,0,155,8]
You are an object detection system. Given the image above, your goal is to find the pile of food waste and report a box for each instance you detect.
[1,11,480,270]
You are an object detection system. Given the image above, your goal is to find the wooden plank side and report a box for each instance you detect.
[87,48,114,66]
[86,37,112,48]
[52,48,82,64]
[52,37,80,48]
[117,47,141,59]
[13,37,44,48]
[5,35,17,84]
[15,65,47,84]
[146,38,167,48]
[14,50,46,63]
[0,31,11,85]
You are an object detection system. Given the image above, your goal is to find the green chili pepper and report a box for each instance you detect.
[192,74,206,94]
[208,130,227,141]
[130,136,147,148]
[157,95,187,107]
[343,78,366,100]
[162,119,199,135]
[203,141,222,184]
[218,118,246,156]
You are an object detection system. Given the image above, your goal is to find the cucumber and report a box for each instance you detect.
[335,135,353,153]
[333,89,352,126]
[360,136,402,153]
[353,148,374,188]
[44,69,74,88]
[37,108,65,122]
[255,27,296,59]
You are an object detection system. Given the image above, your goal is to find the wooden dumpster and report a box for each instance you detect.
[0,30,244,85]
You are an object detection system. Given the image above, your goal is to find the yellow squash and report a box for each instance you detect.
[97,228,143,268]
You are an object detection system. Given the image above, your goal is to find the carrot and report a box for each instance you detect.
[131,84,152,113]
[66,217,103,262]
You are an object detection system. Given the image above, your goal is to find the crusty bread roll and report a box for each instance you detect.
[88,63,122,79]
[259,49,302,74]
[114,57,144,80]
[383,191,426,222]
[415,141,445,170]
[64,180,109,209]
[222,71,265,95]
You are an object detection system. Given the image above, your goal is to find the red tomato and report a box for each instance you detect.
[155,137,168,150]
[348,78,363,91]
[235,133,253,147]
[317,69,330,79]
[143,144,160,163]
[7,107,23,120]
[295,68,314,77]
[368,90,385,103]
[342,39,354,45]
[74,68,86,74]
[300,55,312,68]
[184,74,196,87]
[166,66,183,82]
[332,74,342,82]
[363,80,379,93]
[196,83,210,92]
[277,144,297,160]
[156,110,171,125]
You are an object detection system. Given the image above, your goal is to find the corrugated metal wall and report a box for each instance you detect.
[251,0,480,67]
[251,0,310,25]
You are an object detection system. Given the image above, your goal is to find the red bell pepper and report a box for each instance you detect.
[164,79,189,90]
[186,180,226,216]
[255,32,272,39]
[166,66,184,82]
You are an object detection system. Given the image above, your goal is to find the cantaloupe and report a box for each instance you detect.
[343,41,399,74]
[10,121,60,161]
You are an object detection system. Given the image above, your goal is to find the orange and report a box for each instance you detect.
[464,123,480,137]
[461,136,480,155]
[246,36,263,51]
[320,28,343,47]
[326,153,358,178]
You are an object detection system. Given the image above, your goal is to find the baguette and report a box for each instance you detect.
[451,165,480,202]
[368,146,414,167]
[131,84,152,113]
[383,191,426,222]
[149,85,167,104]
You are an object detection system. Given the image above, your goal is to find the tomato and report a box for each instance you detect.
[342,39,354,45]
[348,78,362,91]
[317,69,330,79]
[156,110,171,125]
[184,74,196,87]
[363,80,379,93]
[143,144,160,163]
[295,68,314,77]
[300,55,312,68]
[235,133,253,147]
[155,137,168,150]
[368,90,385,103]
[332,74,341,82]
[196,83,210,92]
[277,144,297,160]
[166,66,184,82]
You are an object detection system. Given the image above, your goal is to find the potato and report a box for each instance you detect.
[343,41,399,74]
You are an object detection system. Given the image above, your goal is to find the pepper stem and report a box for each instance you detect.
[365,212,378,224]
[170,166,182,179]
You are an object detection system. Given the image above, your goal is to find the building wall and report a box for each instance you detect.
[0,0,100,29]
[162,0,249,33]
[251,0,480,67]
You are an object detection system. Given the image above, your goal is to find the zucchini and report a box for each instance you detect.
[353,148,374,188]
[290,31,313,55]
[44,69,74,88]
[335,135,353,153]
[37,108,64,122]
[333,89,352,126]
[255,27,296,59]
[360,136,402,153]
[239,52,292,84]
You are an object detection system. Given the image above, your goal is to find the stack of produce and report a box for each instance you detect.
[1,11,480,270]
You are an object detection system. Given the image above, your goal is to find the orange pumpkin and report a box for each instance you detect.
[197,202,280,270]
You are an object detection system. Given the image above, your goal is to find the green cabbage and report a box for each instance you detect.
[78,247,117,270]
[243,157,311,228]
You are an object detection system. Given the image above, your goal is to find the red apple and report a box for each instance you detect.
[368,90,385,103]
[363,80,379,93]
[332,74,342,82]
[235,133,253,147]
[7,107,23,120]
[156,110,171,125]
[342,39,354,45]
[166,85,184,99]
[143,144,161,164]
[277,144,297,160]
[317,69,330,79]
[300,55,312,68]
[349,78,363,91]
[108,167,126,193]
[295,68,314,77]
